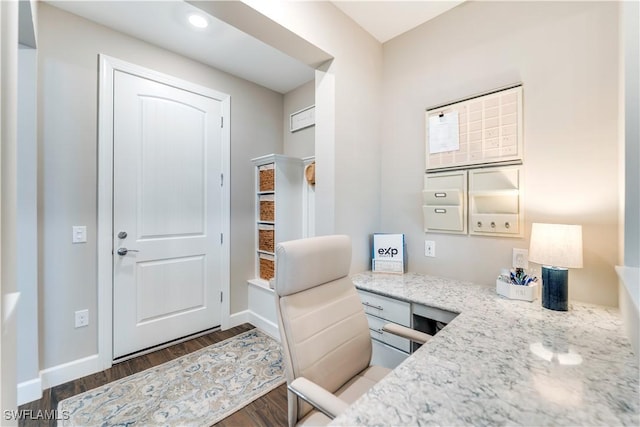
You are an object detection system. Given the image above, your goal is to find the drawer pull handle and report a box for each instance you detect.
[490,221,496,229]
[434,208,447,214]
[363,301,383,311]
[505,222,511,229]
[477,221,482,228]
[434,192,447,198]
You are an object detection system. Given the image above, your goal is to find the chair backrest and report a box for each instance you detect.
[274,235,371,425]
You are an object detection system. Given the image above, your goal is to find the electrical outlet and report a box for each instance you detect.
[425,240,436,257]
[75,309,89,328]
[512,248,529,269]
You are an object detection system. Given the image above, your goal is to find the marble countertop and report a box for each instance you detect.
[330,271,639,426]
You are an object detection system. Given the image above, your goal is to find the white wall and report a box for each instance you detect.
[1,0,19,418]
[17,46,39,395]
[37,3,283,371]
[381,1,620,306]
[283,80,317,239]
[283,80,315,158]
[243,1,383,271]
[619,0,639,356]
[623,1,640,268]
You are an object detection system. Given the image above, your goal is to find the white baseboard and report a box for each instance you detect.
[228,309,250,328]
[40,354,102,391]
[228,309,279,342]
[248,311,280,342]
[17,377,42,406]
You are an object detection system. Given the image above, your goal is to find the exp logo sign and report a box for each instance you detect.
[377,247,399,258]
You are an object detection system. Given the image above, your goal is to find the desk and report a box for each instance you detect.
[330,272,639,426]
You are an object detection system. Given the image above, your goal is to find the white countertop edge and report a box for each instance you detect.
[247,278,274,292]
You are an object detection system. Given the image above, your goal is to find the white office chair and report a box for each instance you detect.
[274,235,430,426]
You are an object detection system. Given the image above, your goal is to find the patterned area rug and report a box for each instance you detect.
[58,329,285,426]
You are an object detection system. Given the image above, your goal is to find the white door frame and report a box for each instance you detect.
[97,55,231,369]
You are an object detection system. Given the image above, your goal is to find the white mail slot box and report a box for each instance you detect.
[470,167,519,191]
[422,189,462,206]
[424,205,464,232]
[471,213,519,234]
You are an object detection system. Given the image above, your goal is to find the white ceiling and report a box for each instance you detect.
[332,0,465,43]
[46,0,315,94]
[46,1,462,94]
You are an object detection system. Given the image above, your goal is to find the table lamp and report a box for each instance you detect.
[528,223,583,311]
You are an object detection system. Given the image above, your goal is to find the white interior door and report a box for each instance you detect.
[112,70,223,359]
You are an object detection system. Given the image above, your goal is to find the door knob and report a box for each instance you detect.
[117,247,139,256]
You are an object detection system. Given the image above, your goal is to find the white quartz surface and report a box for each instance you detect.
[330,272,639,426]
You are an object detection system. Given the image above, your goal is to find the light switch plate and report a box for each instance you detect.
[512,248,529,269]
[425,240,436,257]
[72,226,87,243]
[75,309,89,328]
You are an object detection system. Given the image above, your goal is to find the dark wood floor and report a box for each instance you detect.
[18,323,288,427]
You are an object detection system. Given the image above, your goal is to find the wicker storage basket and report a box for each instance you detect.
[260,200,275,222]
[258,228,275,252]
[259,166,275,192]
[259,256,275,280]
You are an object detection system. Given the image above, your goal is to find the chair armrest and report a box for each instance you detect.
[288,377,349,419]
[382,323,431,344]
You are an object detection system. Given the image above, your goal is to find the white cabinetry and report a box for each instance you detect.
[250,154,304,286]
[358,289,459,369]
[247,154,304,338]
[358,289,411,369]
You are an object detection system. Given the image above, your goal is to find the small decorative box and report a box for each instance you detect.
[496,279,539,302]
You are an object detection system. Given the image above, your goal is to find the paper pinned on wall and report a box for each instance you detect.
[428,112,459,154]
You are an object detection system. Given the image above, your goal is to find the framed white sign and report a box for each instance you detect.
[290,105,315,132]
[372,233,406,274]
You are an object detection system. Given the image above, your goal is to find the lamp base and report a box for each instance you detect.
[541,266,568,311]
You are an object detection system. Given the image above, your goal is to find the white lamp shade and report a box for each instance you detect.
[529,223,583,268]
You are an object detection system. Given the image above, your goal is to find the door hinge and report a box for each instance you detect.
[220,233,223,244]
[220,173,224,187]
[220,116,223,128]
[220,291,223,303]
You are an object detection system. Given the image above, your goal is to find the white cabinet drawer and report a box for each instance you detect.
[423,205,464,232]
[366,314,410,353]
[358,290,410,327]
[371,339,408,370]
[422,189,462,206]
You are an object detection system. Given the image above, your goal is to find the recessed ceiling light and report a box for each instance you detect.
[188,14,208,29]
